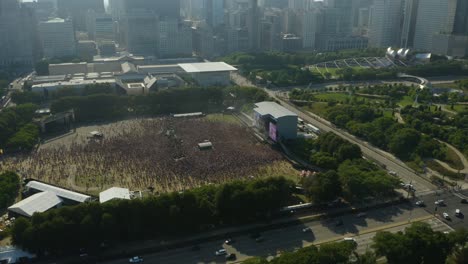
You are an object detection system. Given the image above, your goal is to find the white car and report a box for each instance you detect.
[344,237,357,244]
[215,249,227,256]
[302,227,311,233]
[435,200,445,206]
[455,209,461,216]
[443,212,450,220]
[389,171,397,176]
[129,256,143,263]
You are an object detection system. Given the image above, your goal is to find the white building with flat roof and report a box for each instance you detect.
[39,18,76,59]
[99,187,131,203]
[25,181,92,203]
[178,62,237,87]
[8,191,62,217]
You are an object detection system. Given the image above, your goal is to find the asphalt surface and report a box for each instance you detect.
[420,190,468,230]
[101,203,435,264]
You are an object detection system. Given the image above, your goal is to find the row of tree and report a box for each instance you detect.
[243,240,367,264]
[244,222,468,264]
[0,103,39,151]
[373,222,468,264]
[50,86,268,122]
[11,177,293,254]
[0,171,20,210]
[302,159,399,203]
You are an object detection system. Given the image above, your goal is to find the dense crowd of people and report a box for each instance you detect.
[1,118,282,193]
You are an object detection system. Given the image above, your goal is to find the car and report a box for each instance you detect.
[444,231,450,234]
[389,171,397,176]
[415,201,425,207]
[129,256,143,263]
[302,227,311,233]
[357,212,367,217]
[455,209,461,216]
[435,200,445,206]
[225,238,234,245]
[461,199,467,204]
[255,236,264,243]
[344,237,357,244]
[443,212,450,220]
[215,249,227,256]
[226,253,237,261]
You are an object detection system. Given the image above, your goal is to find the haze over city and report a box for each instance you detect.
[0,1,467,264]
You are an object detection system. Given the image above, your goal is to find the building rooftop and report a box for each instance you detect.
[8,191,62,217]
[99,187,131,203]
[254,101,298,120]
[178,62,237,73]
[26,181,92,203]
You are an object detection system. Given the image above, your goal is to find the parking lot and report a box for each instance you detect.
[419,190,468,230]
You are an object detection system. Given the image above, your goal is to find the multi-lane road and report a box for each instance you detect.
[101,204,450,264]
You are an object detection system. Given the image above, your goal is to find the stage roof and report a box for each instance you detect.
[254,101,297,120]
[178,62,237,73]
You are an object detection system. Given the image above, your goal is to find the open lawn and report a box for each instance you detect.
[427,160,464,180]
[304,102,330,116]
[0,118,295,194]
[314,93,350,102]
[452,104,468,113]
[205,113,240,124]
[398,96,416,107]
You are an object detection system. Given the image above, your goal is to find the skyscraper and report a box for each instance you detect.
[121,0,180,20]
[120,10,158,56]
[368,0,403,48]
[400,0,419,48]
[413,0,454,51]
[57,0,105,31]
[39,18,76,58]
[0,0,38,69]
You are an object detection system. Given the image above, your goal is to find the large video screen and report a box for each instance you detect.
[269,122,277,142]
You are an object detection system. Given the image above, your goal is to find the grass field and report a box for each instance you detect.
[427,160,464,180]
[205,114,240,124]
[398,96,416,107]
[314,93,350,102]
[304,102,330,116]
[443,147,465,170]
[452,104,468,113]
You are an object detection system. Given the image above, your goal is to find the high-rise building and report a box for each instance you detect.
[368,0,403,48]
[120,0,180,20]
[400,0,419,48]
[413,0,455,51]
[297,9,321,49]
[0,0,38,69]
[120,10,158,56]
[86,10,114,43]
[39,18,76,58]
[158,19,192,58]
[192,23,215,58]
[453,0,468,35]
[57,0,105,31]
[247,0,260,50]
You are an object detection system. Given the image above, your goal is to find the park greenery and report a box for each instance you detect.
[326,104,446,163]
[11,177,293,254]
[373,222,468,264]
[0,171,20,210]
[401,105,468,159]
[0,103,39,151]
[223,50,468,86]
[288,132,399,203]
